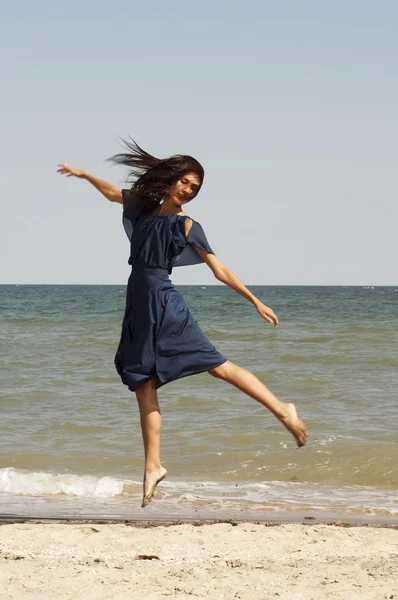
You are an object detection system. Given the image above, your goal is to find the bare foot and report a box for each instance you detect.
[280,403,308,447]
[141,466,167,508]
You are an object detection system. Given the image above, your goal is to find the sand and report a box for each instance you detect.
[0,520,397,600]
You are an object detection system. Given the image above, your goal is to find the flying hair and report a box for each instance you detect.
[108,137,204,214]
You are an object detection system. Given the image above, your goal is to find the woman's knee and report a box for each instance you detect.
[208,360,233,380]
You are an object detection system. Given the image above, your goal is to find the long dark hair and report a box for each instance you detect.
[108,138,204,214]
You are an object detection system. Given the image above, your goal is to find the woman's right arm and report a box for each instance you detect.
[57,163,123,204]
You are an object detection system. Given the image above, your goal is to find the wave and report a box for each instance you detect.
[0,468,396,517]
[0,468,124,498]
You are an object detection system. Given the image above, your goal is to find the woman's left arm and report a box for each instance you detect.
[194,248,279,328]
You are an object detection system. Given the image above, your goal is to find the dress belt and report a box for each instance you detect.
[129,264,172,275]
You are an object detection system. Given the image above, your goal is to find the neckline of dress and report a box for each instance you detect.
[149,212,187,218]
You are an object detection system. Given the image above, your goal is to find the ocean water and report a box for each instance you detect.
[0,284,397,521]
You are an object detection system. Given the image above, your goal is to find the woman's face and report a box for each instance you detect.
[167,171,201,206]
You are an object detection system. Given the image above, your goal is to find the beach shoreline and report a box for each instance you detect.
[1,514,397,528]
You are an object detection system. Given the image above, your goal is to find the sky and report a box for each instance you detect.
[1,1,397,285]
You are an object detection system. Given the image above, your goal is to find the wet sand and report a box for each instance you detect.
[0,519,397,599]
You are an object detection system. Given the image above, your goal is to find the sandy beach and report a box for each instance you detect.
[0,520,396,599]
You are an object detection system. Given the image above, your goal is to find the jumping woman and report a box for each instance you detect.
[57,139,307,508]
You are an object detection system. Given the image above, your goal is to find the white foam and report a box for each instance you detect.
[0,468,124,498]
[0,468,397,517]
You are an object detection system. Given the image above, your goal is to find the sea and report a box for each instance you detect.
[0,284,397,522]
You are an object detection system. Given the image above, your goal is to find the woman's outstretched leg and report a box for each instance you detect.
[135,379,167,507]
[208,361,308,447]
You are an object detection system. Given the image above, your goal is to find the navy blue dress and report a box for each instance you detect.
[115,191,227,392]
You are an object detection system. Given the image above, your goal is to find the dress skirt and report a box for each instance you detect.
[114,266,227,392]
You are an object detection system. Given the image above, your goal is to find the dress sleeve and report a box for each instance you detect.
[121,189,136,241]
[171,219,215,268]
[187,221,215,254]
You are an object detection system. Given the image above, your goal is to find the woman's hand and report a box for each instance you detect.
[57,163,86,178]
[57,163,122,203]
[255,301,279,327]
[192,252,280,327]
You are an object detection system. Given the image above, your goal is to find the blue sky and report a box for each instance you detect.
[1,1,397,284]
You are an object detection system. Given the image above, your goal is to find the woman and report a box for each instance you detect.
[58,139,307,508]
